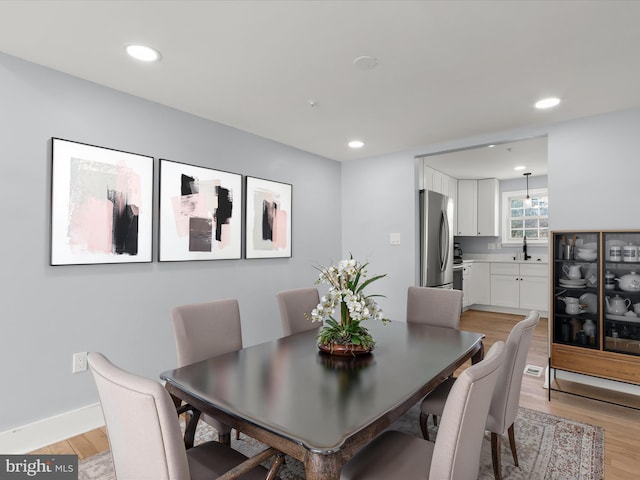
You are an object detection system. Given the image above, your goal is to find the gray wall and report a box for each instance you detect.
[341,152,418,322]
[0,52,341,431]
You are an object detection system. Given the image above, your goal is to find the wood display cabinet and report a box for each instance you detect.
[550,230,640,387]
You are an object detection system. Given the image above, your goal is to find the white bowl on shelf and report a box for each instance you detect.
[577,250,597,261]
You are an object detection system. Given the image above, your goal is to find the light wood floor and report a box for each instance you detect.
[31,310,640,478]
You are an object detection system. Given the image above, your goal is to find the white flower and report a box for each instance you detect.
[309,255,389,327]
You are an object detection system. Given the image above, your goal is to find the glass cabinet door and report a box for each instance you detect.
[552,232,600,349]
[602,232,640,356]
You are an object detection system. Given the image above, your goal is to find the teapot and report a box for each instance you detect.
[616,271,640,292]
[605,294,631,315]
[562,265,582,280]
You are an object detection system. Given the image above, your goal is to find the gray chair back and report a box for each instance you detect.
[430,341,506,479]
[88,352,190,479]
[406,286,462,328]
[276,287,321,336]
[171,299,243,366]
[486,310,540,435]
[171,299,242,438]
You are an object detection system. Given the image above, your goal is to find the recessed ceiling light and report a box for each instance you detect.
[487,145,496,148]
[535,97,561,109]
[348,140,364,149]
[514,165,526,171]
[124,44,161,62]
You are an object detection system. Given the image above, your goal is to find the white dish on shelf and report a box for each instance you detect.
[579,293,598,314]
[559,284,586,289]
[581,242,598,250]
[606,313,640,324]
[559,278,587,286]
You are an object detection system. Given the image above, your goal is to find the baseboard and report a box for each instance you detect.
[0,403,105,454]
[466,304,548,317]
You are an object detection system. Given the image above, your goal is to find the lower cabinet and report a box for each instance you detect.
[468,262,490,305]
[489,263,548,312]
[462,263,472,307]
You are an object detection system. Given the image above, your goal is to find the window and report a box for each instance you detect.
[501,188,548,245]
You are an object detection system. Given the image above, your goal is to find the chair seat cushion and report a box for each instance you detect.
[340,430,433,480]
[187,441,269,480]
[420,376,456,418]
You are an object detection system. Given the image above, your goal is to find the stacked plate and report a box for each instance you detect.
[559,278,587,288]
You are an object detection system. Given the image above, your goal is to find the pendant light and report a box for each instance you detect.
[523,172,532,207]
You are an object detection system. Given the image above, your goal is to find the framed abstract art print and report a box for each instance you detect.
[245,176,292,259]
[159,159,242,261]
[50,138,154,265]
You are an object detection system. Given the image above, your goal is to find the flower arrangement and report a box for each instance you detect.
[308,255,389,350]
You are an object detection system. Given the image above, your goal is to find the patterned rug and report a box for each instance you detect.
[79,405,604,480]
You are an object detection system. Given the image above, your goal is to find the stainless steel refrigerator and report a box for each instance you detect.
[419,189,454,289]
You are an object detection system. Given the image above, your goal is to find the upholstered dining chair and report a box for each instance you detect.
[419,310,540,480]
[406,286,463,329]
[88,352,284,480]
[171,299,243,445]
[340,341,506,480]
[276,287,321,336]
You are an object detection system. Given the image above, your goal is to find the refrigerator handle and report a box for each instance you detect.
[439,210,450,271]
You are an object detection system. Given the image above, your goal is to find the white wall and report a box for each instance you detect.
[0,52,342,433]
[548,107,640,229]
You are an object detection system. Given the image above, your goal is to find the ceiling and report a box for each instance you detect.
[1,1,639,172]
[420,136,548,181]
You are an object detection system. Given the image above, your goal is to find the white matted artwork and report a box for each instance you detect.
[50,138,154,265]
[159,159,242,261]
[245,176,292,259]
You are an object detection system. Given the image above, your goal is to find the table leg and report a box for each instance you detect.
[304,451,342,480]
[471,341,485,365]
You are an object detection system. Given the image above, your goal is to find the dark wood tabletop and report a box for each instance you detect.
[161,321,484,480]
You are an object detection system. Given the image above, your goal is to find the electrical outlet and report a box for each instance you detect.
[72,352,88,373]
[487,243,495,250]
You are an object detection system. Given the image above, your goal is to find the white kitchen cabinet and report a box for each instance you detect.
[423,162,458,233]
[457,179,477,236]
[477,178,499,236]
[519,275,548,311]
[468,262,491,305]
[456,178,499,236]
[445,176,458,235]
[490,262,548,312]
[462,263,472,307]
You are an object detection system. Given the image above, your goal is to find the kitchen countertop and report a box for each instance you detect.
[461,254,548,265]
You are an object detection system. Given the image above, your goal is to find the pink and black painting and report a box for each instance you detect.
[159,159,242,261]
[50,138,153,265]
[245,176,292,258]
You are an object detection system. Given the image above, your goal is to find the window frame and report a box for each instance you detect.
[501,187,549,246]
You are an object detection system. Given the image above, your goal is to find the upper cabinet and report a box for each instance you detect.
[457,178,499,236]
[422,163,458,234]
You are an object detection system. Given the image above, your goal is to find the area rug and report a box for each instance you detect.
[79,405,603,480]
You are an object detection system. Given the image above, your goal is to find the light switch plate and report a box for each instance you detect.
[390,232,401,245]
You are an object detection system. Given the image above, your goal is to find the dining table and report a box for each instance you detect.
[161,321,484,480]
